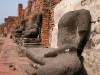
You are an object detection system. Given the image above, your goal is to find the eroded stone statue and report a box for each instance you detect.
[35,9,91,75]
[45,9,91,57]
[12,19,26,37]
[22,13,42,38]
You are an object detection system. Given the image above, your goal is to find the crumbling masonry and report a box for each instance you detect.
[4,0,62,47]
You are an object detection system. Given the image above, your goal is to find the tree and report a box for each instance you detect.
[0,23,4,28]
[0,23,4,33]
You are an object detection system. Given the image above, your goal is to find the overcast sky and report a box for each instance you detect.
[0,0,28,24]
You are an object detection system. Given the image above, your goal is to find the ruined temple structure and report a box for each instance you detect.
[4,0,62,47]
[4,0,100,49]
[3,0,100,75]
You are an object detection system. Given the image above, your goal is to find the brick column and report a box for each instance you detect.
[18,3,23,17]
[41,0,51,47]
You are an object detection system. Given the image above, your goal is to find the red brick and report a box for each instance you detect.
[7,57,19,63]
[10,70,24,75]
[0,73,11,75]
[0,64,9,73]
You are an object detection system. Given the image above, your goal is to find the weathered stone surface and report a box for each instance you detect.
[26,47,81,75]
[26,48,53,65]
[58,9,91,47]
[20,64,37,75]
[37,53,81,75]
[83,49,100,75]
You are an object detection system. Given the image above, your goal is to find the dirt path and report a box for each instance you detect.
[0,34,36,75]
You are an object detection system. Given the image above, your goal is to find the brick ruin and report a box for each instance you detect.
[4,0,61,47]
[3,0,100,75]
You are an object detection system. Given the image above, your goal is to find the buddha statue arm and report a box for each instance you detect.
[44,45,76,57]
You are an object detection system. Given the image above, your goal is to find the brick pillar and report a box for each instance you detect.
[41,0,51,47]
[27,0,32,15]
[18,3,23,17]
[4,18,8,35]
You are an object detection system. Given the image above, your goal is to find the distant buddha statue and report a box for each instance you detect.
[22,13,42,38]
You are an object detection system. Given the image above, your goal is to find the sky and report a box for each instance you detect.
[0,0,28,24]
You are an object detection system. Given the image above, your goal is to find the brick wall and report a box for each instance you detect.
[41,0,50,46]
[41,0,62,47]
[24,0,43,27]
[23,0,50,47]
[4,16,18,33]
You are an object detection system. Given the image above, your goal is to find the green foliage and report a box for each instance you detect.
[0,23,4,28]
